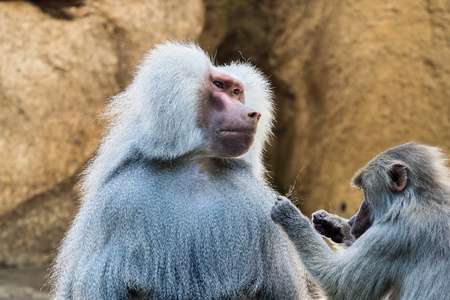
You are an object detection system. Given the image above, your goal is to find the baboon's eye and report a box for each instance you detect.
[213,81,223,89]
[232,89,240,95]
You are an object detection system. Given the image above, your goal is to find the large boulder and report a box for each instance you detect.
[0,0,204,215]
[0,0,204,266]
[267,0,450,217]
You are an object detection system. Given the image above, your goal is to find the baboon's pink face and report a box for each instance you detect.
[200,70,261,158]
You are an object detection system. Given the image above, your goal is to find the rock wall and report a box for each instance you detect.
[267,0,450,217]
[0,0,449,266]
[0,0,203,214]
[0,0,204,266]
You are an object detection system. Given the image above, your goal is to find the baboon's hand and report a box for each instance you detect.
[271,196,309,228]
[312,210,343,237]
[312,210,354,245]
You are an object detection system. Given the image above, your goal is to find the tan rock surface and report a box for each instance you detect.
[267,0,450,217]
[0,0,204,215]
[0,0,203,266]
[0,267,50,299]
[0,176,77,267]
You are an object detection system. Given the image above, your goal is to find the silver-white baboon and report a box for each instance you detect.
[51,42,310,300]
[271,142,450,300]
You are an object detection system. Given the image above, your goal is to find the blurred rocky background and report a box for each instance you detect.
[0,0,449,297]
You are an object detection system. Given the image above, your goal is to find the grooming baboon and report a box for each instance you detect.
[272,142,450,300]
[51,42,310,300]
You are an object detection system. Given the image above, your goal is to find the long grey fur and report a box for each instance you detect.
[50,42,310,300]
[272,142,450,300]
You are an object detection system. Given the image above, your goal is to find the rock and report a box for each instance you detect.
[0,176,77,267]
[0,0,203,266]
[0,267,50,299]
[267,0,450,217]
[0,0,204,215]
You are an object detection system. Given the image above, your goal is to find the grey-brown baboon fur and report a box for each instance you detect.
[272,142,450,300]
[51,42,310,300]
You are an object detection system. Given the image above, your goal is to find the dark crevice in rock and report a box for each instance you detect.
[28,0,85,20]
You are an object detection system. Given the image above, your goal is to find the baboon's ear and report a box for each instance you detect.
[388,163,407,192]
